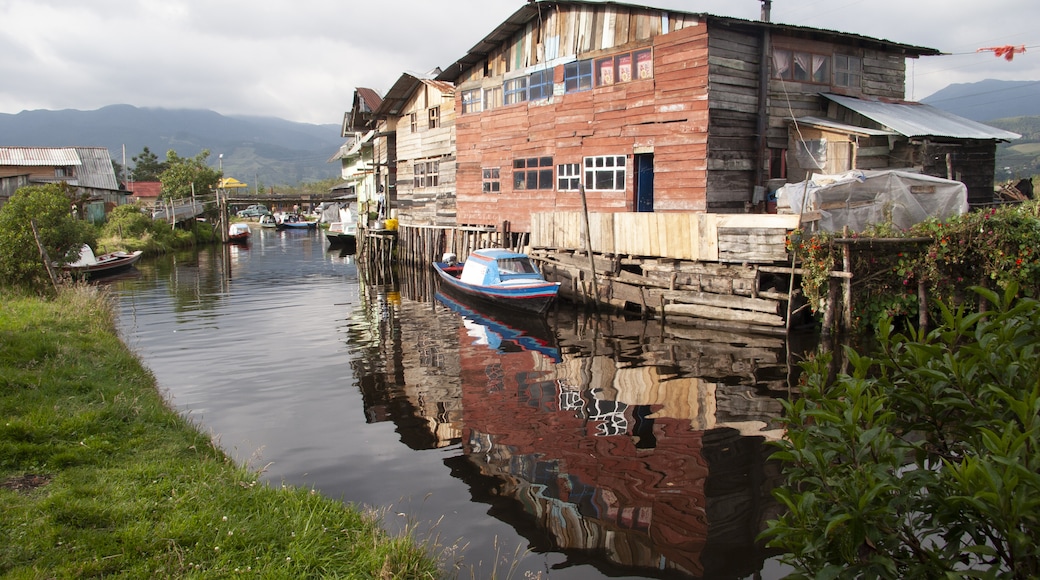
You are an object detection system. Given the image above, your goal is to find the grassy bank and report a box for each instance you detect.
[0,287,444,578]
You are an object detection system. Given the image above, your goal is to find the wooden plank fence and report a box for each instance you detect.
[530,212,800,262]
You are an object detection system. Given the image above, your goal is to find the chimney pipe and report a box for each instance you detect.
[760,0,772,22]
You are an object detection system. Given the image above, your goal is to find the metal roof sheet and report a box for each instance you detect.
[823,94,1020,141]
[73,147,120,190]
[0,147,81,166]
[795,116,899,137]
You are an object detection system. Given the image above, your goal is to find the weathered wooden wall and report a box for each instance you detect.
[705,27,761,211]
[530,211,799,263]
[395,83,458,226]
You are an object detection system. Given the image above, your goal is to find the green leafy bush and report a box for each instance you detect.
[98,204,198,254]
[764,285,1040,578]
[0,184,94,292]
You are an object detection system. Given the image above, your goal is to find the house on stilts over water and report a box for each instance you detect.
[330,0,1018,334]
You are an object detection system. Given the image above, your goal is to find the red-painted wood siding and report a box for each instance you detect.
[456,24,710,232]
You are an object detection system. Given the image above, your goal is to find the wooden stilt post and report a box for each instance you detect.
[579,185,599,308]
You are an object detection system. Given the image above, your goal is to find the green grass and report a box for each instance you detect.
[0,286,446,579]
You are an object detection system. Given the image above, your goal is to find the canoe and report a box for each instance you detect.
[62,244,143,279]
[432,248,560,314]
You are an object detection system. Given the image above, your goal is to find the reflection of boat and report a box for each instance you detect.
[227,222,250,243]
[433,248,560,314]
[258,214,277,228]
[435,291,560,362]
[62,244,143,278]
[275,213,317,230]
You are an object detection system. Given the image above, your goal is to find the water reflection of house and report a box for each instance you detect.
[347,274,793,577]
[453,314,788,578]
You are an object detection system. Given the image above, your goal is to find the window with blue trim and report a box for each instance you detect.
[564,59,593,93]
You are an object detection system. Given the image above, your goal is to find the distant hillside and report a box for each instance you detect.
[921,80,1040,181]
[0,105,344,187]
[921,79,1040,123]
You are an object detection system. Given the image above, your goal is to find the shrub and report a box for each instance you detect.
[0,184,95,292]
[764,285,1040,578]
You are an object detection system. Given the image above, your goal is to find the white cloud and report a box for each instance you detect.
[0,0,1036,123]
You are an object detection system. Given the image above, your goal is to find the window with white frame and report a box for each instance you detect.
[428,106,440,129]
[834,54,862,88]
[557,163,581,191]
[461,89,482,114]
[513,157,554,190]
[504,76,528,105]
[409,112,418,132]
[564,59,594,93]
[413,161,439,188]
[583,155,626,191]
[482,167,501,193]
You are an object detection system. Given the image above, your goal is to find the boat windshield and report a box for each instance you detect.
[497,258,538,275]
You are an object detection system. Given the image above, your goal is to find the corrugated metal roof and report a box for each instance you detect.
[73,147,120,190]
[356,88,383,113]
[0,147,81,166]
[795,116,899,137]
[375,73,456,118]
[823,94,1021,141]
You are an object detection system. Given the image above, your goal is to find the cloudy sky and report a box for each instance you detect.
[1,0,1036,125]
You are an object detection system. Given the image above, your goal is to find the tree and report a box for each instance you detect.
[130,146,169,182]
[764,285,1040,578]
[158,149,221,200]
[0,184,96,292]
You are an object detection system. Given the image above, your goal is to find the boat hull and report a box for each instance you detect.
[276,222,317,230]
[64,251,143,279]
[433,262,559,314]
[326,233,357,252]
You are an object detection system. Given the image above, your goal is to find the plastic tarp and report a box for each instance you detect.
[775,169,968,233]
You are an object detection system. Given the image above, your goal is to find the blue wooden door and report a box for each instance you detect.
[635,153,654,212]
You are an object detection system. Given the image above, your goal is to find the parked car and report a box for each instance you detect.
[236,204,270,218]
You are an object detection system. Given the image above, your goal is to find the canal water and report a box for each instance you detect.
[107,226,808,579]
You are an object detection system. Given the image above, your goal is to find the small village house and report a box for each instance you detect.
[125,181,162,206]
[0,146,126,221]
[330,88,386,224]
[424,0,1015,232]
[373,72,458,227]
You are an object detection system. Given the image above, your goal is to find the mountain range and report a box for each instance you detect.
[0,104,344,187]
[2,80,1039,187]
[920,79,1040,122]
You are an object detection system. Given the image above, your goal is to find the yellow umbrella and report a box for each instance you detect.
[219,177,248,189]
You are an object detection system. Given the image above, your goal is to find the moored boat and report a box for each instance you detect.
[227,222,251,243]
[432,248,561,314]
[275,213,317,230]
[258,214,277,228]
[325,207,357,251]
[61,244,144,279]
